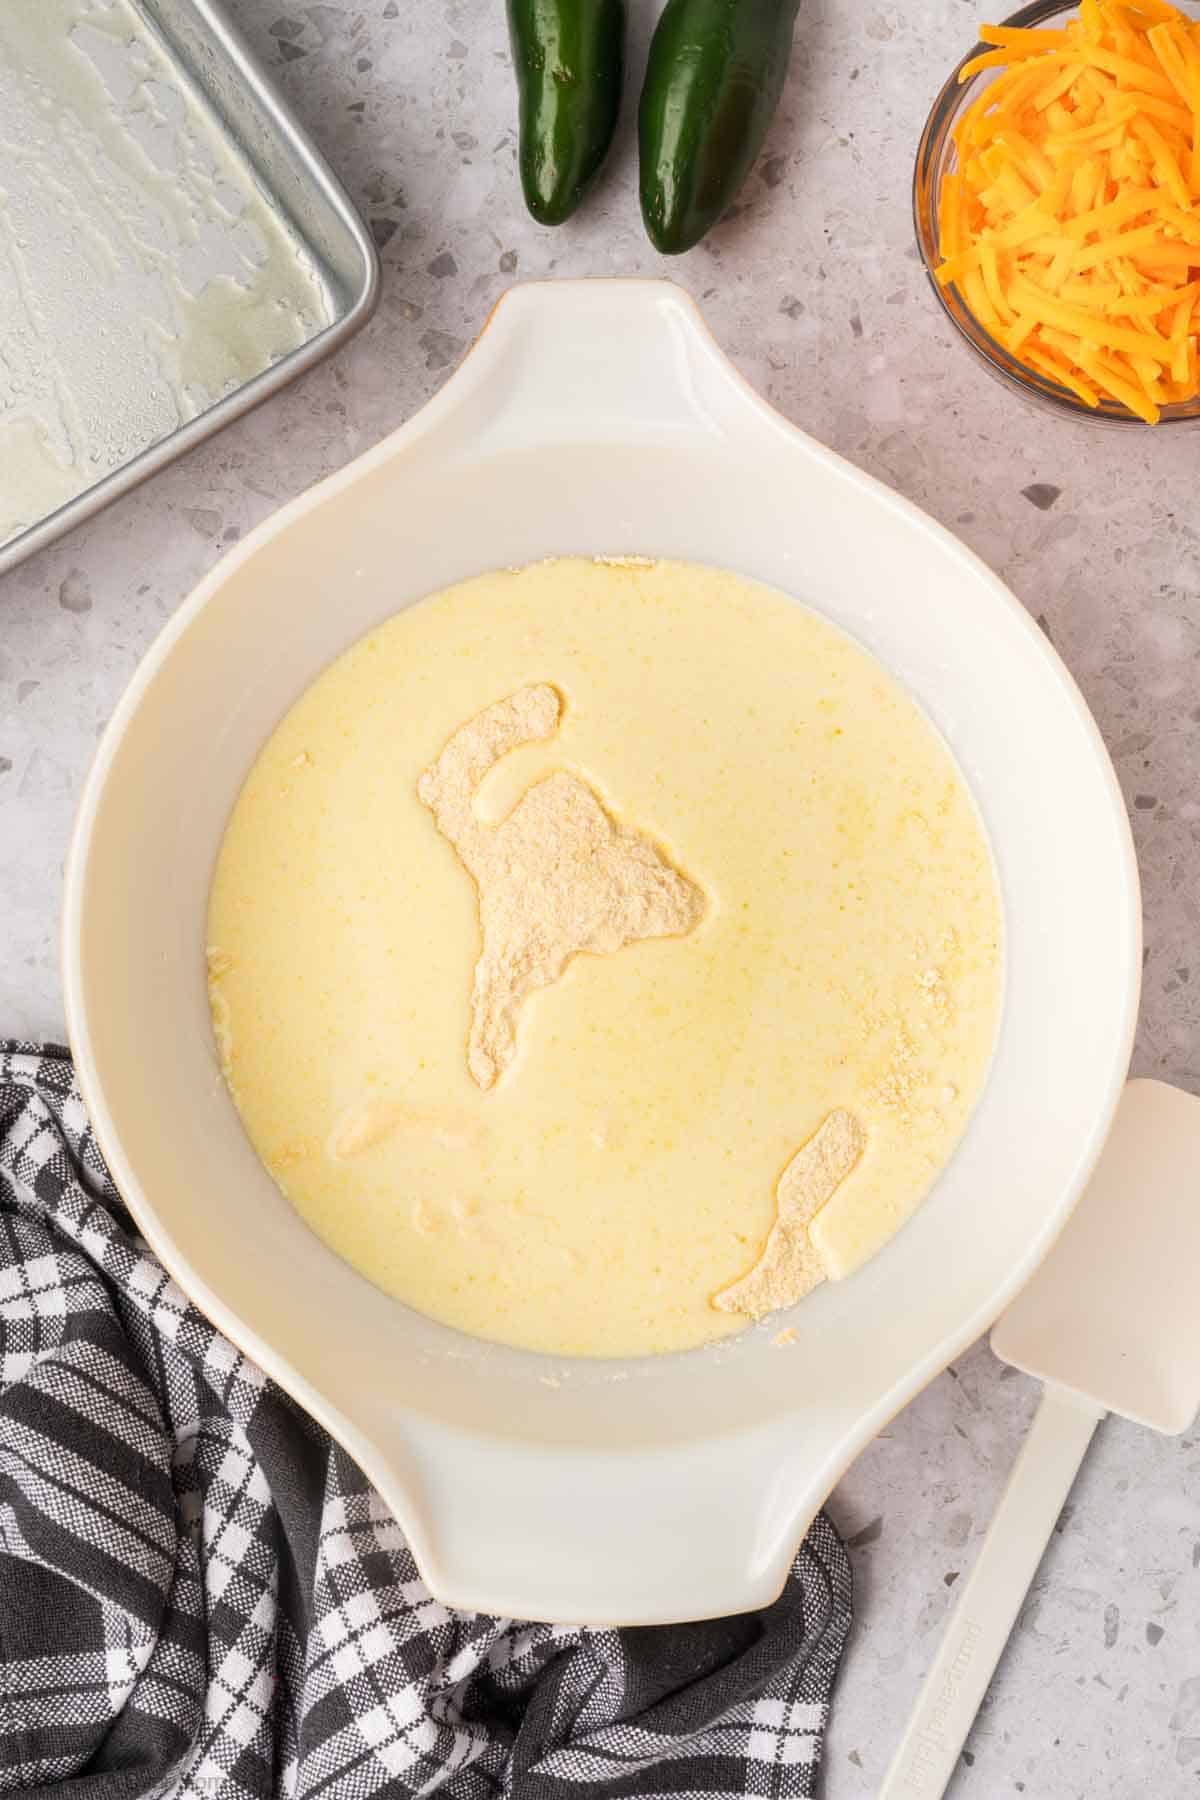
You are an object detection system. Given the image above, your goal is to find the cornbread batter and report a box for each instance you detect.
[207,557,1003,1358]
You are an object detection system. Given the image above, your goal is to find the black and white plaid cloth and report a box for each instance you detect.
[0,1042,852,1799]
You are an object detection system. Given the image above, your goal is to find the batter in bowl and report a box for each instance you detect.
[207,557,1002,1357]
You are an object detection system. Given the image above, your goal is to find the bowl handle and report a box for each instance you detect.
[378,1408,840,1626]
[418,278,775,457]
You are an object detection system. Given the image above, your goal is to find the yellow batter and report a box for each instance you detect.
[207,558,1002,1358]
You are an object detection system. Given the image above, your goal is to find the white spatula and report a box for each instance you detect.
[881,1079,1200,1800]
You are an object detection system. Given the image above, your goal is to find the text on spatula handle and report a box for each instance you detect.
[897,1620,984,1794]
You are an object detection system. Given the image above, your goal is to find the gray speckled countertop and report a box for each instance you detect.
[2,2,1198,1793]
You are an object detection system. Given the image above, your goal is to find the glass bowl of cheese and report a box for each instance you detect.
[914,0,1200,425]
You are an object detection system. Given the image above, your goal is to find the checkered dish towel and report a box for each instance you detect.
[0,1043,852,1799]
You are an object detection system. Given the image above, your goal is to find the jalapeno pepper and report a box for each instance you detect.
[639,0,802,255]
[508,0,626,226]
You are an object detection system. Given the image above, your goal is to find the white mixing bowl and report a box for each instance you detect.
[63,281,1140,1624]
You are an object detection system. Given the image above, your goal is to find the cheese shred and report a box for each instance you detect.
[938,0,1200,421]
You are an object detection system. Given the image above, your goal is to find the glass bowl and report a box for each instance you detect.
[913,0,1200,426]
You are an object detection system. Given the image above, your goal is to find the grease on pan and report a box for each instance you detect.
[0,0,372,560]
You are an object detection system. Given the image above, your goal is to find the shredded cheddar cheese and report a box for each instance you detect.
[938,1,1200,421]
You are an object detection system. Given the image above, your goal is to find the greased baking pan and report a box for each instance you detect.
[0,0,378,576]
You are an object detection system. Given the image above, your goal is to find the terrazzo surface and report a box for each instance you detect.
[1,2,1198,1793]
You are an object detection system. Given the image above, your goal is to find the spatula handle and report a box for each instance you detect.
[879,1383,1104,1800]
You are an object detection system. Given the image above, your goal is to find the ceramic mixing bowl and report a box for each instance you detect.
[63,280,1140,1624]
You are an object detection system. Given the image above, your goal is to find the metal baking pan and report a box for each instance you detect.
[0,0,379,577]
